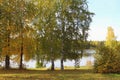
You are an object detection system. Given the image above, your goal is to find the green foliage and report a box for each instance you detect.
[0,0,37,69]
[0,0,93,69]
[94,44,120,73]
[55,0,93,69]
[36,61,45,68]
[94,27,120,73]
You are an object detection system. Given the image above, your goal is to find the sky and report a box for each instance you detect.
[87,0,120,41]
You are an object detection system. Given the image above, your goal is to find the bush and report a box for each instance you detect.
[94,43,120,73]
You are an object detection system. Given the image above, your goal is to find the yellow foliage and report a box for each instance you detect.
[105,27,116,47]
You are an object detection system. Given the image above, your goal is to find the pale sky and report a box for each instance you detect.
[88,0,120,41]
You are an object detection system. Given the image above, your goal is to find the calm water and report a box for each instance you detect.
[0,49,95,68]
[26,56,94,68]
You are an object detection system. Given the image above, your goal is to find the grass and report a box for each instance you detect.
[0,67,120,80]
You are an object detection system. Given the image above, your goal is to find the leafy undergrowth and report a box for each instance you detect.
[0,69,120,80]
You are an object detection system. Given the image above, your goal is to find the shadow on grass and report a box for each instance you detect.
[0,69,120,80]
[0,68,93,74]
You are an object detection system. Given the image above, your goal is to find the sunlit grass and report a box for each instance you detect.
[29,66,93,70]
[0,66,120,80]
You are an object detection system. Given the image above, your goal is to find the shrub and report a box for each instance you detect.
[94,43,120,73]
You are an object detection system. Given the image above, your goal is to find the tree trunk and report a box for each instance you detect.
[5,29,10,69]
[60,56,64,70]
[19,44,23,69]
[80,50,83,58]
[5,55,10,69]
[36,60,43,68]
[36,55,40,68]
[74,58,80,69]
[61,38,64,70]
[19,21,24,69]
[51,58,55,70]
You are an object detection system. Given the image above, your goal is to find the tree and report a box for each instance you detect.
[106,26,116,47]
[12,0,37,69]
[1,0,93,69]
[34,0,61,70]
[56,0,93,70]
[35,34,46,68]
[0,0,37,69]
[0,0,17,69]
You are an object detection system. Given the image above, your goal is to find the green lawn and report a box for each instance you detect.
[0,68,120,80]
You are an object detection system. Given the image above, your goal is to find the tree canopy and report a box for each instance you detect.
[0,0,93,70]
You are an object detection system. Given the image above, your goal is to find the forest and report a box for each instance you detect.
[0,0,94,70]
[0,0,120,80]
